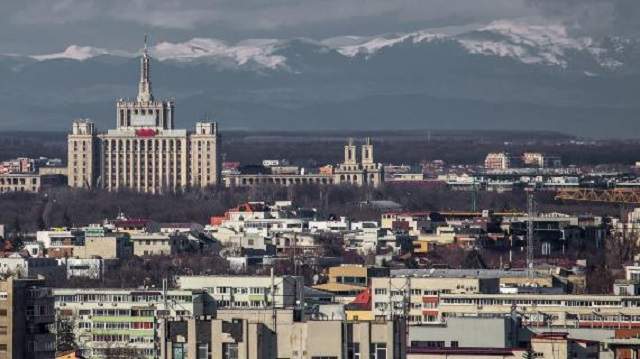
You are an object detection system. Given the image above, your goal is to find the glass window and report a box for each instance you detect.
[370,343,386,359]
[173,343,185,359]
[223,343,238,359]
[347,342,360,359]
[198,343,210,359]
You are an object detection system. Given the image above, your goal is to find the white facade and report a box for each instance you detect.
[177,275,304,309]
[0,255,64,278]
[58,258,105,279]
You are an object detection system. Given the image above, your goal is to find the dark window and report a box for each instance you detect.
[223,343,238,359]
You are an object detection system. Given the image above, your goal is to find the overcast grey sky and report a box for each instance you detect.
[0,0,637,54]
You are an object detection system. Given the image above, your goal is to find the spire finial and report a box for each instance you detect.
[137,33,153,102]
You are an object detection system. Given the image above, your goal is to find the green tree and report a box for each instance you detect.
[55,318,77,353]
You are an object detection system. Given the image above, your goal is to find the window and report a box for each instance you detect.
[374,288,387,295]
[347,342,360,359]
[370,343,386,359]
[172,343,185,359]
[450,341,459,348]
[223,343,238,359]
[198,343,210,359]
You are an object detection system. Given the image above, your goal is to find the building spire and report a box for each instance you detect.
[137,34,153,102]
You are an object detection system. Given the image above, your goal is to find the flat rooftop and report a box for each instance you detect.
[390,268,550,279]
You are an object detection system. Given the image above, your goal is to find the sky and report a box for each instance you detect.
[0,0,638,54]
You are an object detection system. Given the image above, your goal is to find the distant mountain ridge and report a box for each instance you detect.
[2,20,640,137]
[21,20,640,74]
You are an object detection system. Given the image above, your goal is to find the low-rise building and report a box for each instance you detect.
[0,173,40,193]
[78,232,132,259]
[0,254,64,279]
[409,316,519,349]
[57,258,106,279]
[131,233,189,256]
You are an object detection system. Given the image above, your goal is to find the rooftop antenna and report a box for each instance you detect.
[144,33,149,54]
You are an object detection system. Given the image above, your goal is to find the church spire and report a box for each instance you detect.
[137,34,153,102]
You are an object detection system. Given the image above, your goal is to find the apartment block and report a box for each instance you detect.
[0,276,55,359]
[158,310,405,359]
[370,275,499,325]
[53,288,215,358]
[437,293,640,328]
[484,152,511,170]
[177,275,304,309]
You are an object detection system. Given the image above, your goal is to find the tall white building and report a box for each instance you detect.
[68,39,221,193]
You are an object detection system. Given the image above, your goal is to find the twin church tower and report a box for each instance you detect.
[67,38,220,193]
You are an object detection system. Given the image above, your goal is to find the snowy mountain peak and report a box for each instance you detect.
[151,38,287,69]
[21,22,638,72]
[32,45,113,61]
[332,31,444,57]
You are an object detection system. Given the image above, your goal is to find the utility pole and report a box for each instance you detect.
[527,190,535,279]
[292,233,298,276]
[471,182,479,212]
[271,268,276,333]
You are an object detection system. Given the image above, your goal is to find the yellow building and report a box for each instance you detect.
[313,265,389,298]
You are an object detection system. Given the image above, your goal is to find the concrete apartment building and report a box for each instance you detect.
[159,309,406,359]
[407,332,598,359]
[370,274,499,325]
[437,293,640,327]
[522,152,562,168]
[68,40,220,193]
[177,275,304,310]
[53,287,214,359]
[0,255,64,279]
[484,152,511,170]
[0,276,55,359]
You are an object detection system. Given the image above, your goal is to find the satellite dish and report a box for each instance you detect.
[313,274,319,285]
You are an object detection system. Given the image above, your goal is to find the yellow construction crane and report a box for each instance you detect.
[555,188,640,204]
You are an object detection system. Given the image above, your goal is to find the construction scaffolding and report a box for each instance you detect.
[555,188,640,204]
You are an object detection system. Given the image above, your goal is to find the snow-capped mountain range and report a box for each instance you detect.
[2,20,640,136]
[22,21,638,73]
